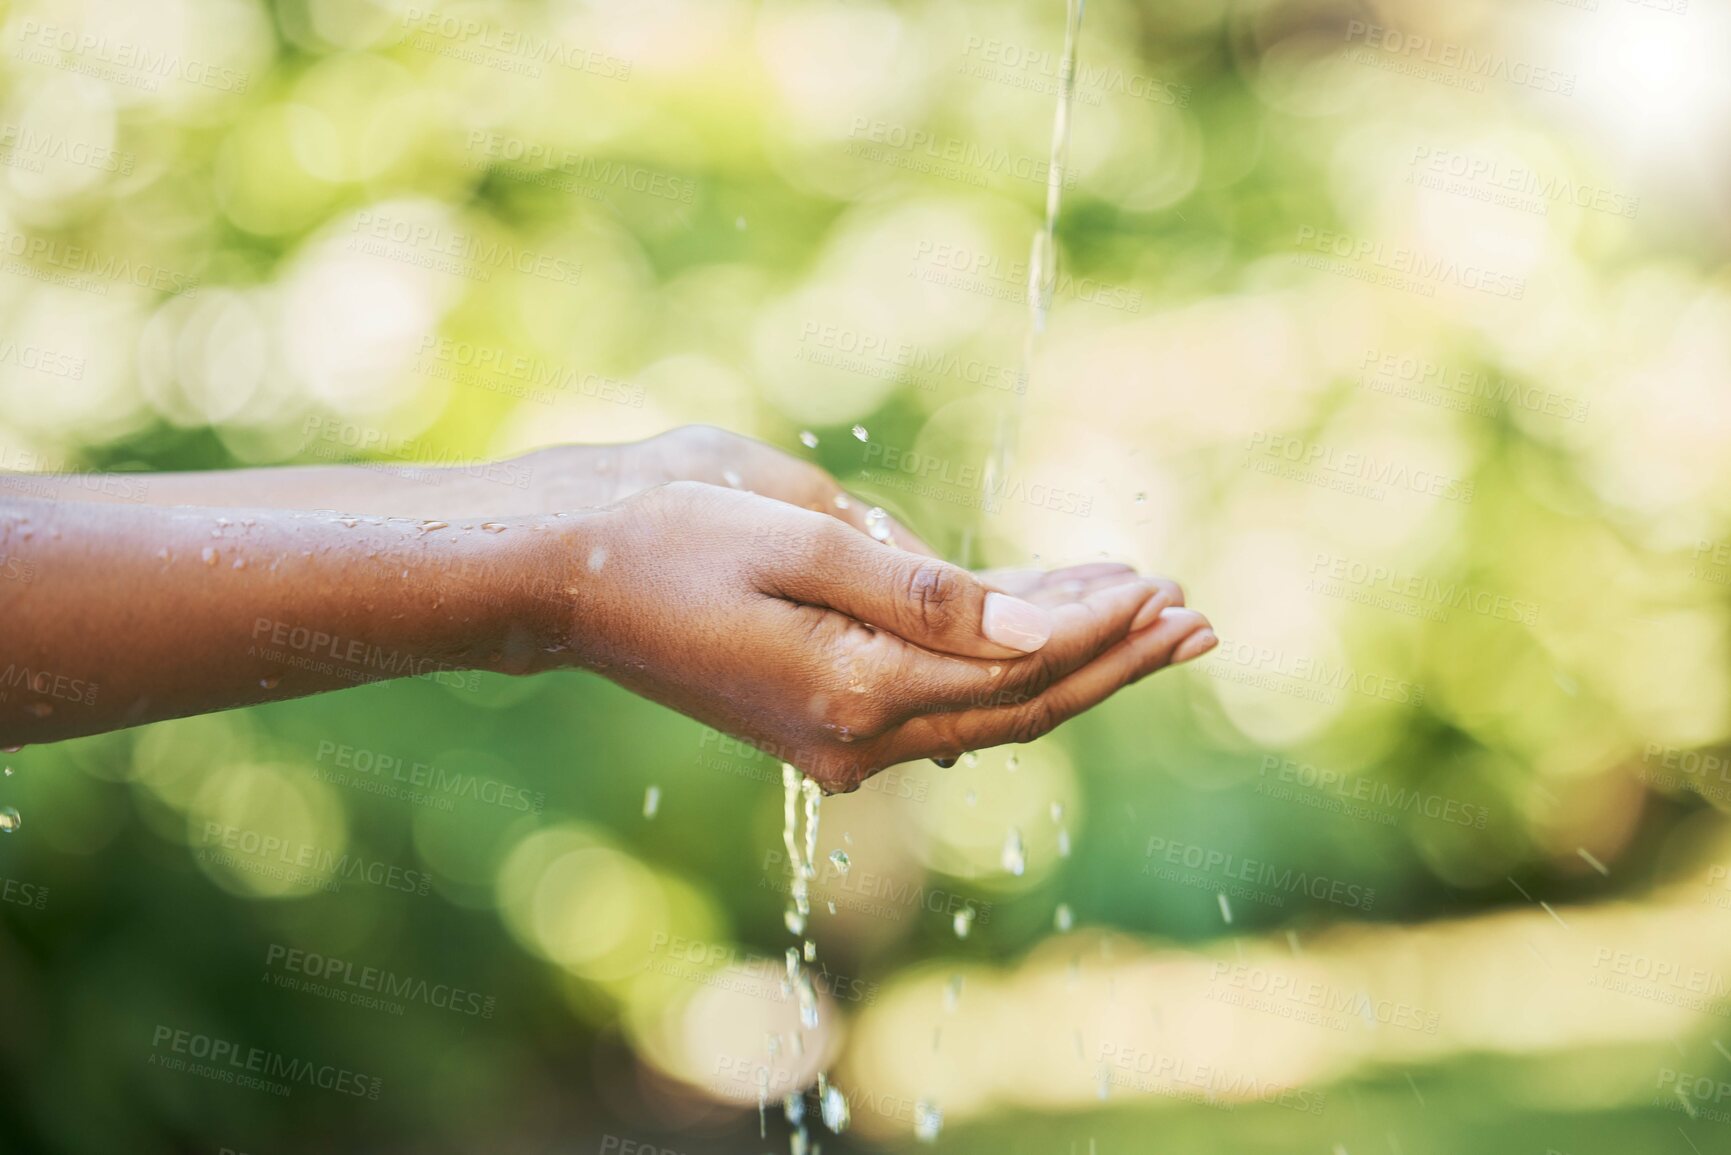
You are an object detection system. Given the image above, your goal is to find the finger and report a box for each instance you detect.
[889,606,1212,759]
[765,520,1055,659]
[976,563,1139,601]
[877,575,1179,716]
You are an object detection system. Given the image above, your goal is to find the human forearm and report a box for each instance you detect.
[0,445,625,520]
[0,499,580,745]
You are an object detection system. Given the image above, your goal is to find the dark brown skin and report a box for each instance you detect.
[0,428,1215,792]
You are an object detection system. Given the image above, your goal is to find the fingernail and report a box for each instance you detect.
[1174,628,1218,664]
[982,592,1053,652]
[1129,587,1172,633]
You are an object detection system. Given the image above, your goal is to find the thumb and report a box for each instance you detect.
[770,522,1054,659]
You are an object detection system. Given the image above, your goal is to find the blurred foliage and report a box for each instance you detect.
[4,0,1731,1152]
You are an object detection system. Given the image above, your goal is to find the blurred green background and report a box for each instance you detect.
[5,0,1731,1152]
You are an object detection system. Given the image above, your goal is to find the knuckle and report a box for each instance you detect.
[1008,698,1056,745]
[904,560,965,635]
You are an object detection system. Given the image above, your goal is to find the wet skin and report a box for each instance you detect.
[0,427,1215,792]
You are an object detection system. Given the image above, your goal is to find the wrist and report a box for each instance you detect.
[480,508,605,675]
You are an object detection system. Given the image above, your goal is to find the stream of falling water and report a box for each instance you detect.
[977,0,1087,549]
[768,9,1088,1151]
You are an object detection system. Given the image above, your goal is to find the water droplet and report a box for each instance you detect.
[231,557,246,570]
[155,547,170,560]
[915,1101,944,1143]
[1057,827,1071,858]
[988,665,1003,677]
[833,493,851,510]
[0,806,19,833]
[23,702,50,719]
[828,849,850,874]
[0,745,19,754]
[723,469,743,488]
[1218,892,1233,924]
[799,431,819,448]
[944,974,963,1012]
[642,785,661,818]
[1050,801,1065,823]
[964,789,977,807]
[201,546,219,566]
[963,752,979,768]
[1006,753,1020,772]
[259,676,280,690]
[419,521,448,533]
[481,522,507,534]
[735,215,747,230]
[820,1081,851,1132]
[339,517,359,529]
[587,546,608,573]
[2,766,11,776]
[851,424,868,442]
[1055,903,1074,932]
[783,1092,805,1126]
[953,906,975,938]
[864,507,892,542]
[784,908,807,935]
[1134,492,1147,504]
[826,900,836,915]
[1002,827,1026,876]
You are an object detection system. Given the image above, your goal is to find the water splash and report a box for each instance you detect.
[0,806,19,833]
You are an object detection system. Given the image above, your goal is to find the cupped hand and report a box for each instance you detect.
[531,425,935,554]
[563,482,1215,793]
